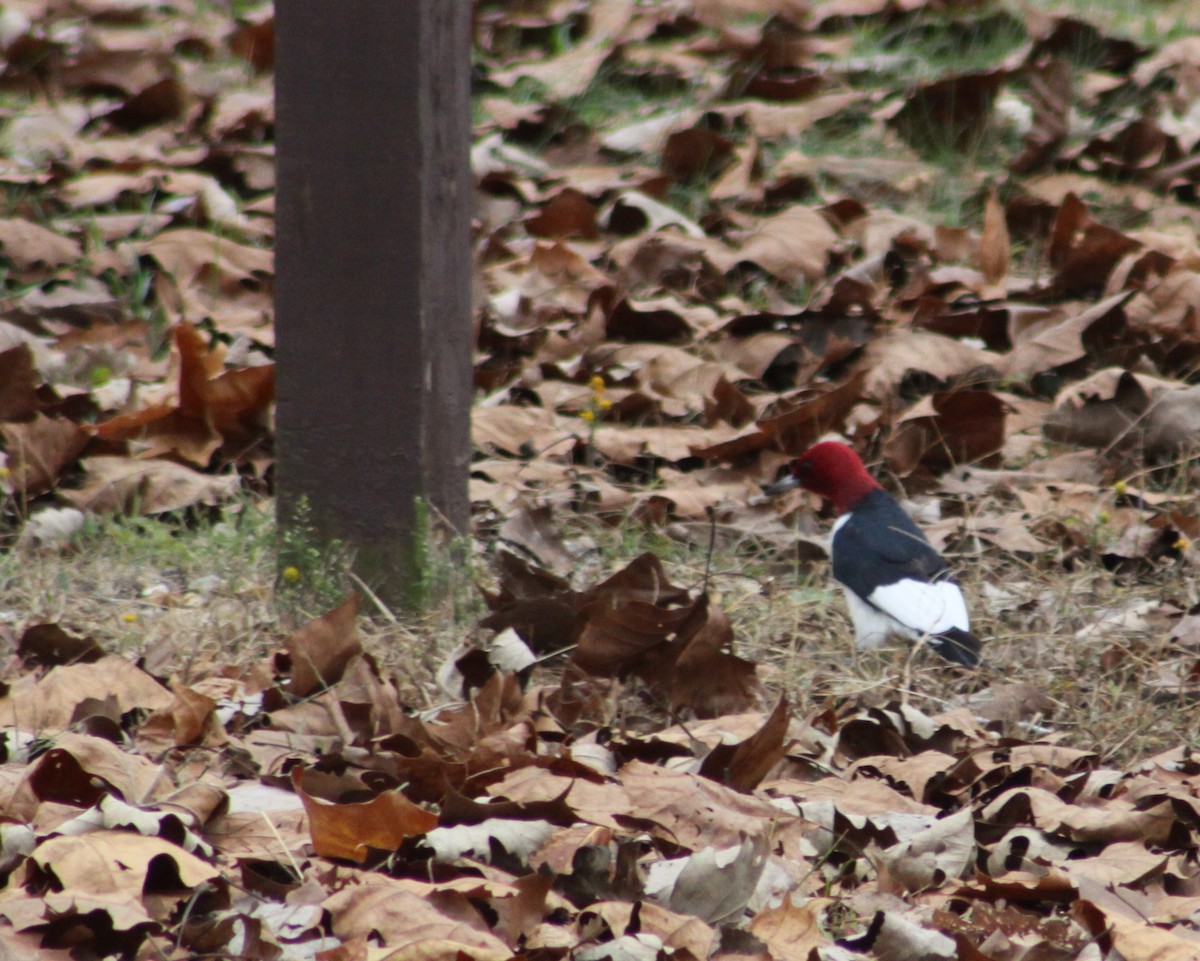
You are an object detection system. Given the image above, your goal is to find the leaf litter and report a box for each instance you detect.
[0,0,1199,957]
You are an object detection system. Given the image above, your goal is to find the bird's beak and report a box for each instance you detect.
[761,473,802,497]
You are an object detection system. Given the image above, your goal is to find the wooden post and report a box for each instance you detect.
[275,1,472,609]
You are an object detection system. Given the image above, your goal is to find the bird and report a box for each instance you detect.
[764,441,981,667]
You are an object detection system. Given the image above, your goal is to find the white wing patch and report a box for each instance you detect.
[843,588,902,649]
[866,577,970,637]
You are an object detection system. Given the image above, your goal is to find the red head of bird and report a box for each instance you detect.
[767,441,883,514]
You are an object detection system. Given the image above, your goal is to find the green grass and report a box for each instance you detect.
[569,64,693,134]
[0,494,486,703]
[1054,0,1197,42]
[1,477,1194,766]
[847,10,1028,83]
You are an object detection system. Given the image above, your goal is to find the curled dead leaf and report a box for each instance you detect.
[291,764,437,862]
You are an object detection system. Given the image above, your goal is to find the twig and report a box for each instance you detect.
[348,570,399,625]
[703,506,717,594]
[261,810,304,881]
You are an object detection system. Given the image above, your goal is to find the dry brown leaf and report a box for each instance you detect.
[880,807,975,892]
[486,765,631,831]
[859,331,998,401]
[1075,901,1200,961]
[662,127,735,181]
[733,206,838,284]
[292,765,438,862]
[15,622,104,667]
[0,344,40,421]
[526,187,599,240]
[0,415,88,497]
[61,455,241,514]
[886,390,1009,475]
[618,760,782,851]
[93,324,273,465]
[979,190,1010,292]
[699,698,791,793]
[28,831,218,911]
[584,901,716,959]
[748,894,832,959]
[1044,369,1200,461]
[0,656,173,735]
[1004,291,1132,381]
[670,597,762,719]
[983,786,1177,844]
[282,593,363,697]
[137,681,227,749]
[0,217,82,271]
[322,874,511,955]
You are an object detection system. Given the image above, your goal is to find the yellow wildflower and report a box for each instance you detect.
[597,397,613,410]
[282,566,301,583]
[122,613,138,623]
[579,409,596,423]
[1114,480,1128,495]
[589,375,606,392]
[1175,537,1192,552]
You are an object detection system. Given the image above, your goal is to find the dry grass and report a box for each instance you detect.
[551,483,1200,768]
[3,477,1195,767]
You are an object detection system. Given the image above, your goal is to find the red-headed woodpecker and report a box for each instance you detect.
[766,441,981,667]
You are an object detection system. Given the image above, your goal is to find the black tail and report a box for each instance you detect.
[928,628,981,668]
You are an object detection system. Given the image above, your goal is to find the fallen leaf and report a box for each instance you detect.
[61,455,241,514]
[281,593,363,697]
[291,764,438,862]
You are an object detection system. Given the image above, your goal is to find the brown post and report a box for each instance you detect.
[275,1,472,609]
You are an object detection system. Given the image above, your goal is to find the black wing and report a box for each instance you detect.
[831,490,950,599]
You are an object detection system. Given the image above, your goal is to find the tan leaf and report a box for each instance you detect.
[1075,903,1200,961]
[137,681,227,749]
[61,456,241,514]
[670,596,761,720]
[583,901,716,960]
[0,657,173,735]
[880,807,975,892]
[858,330,998,401]
[282,593,362,697]
[140,227,272,286]
[30,831,218,905]
[0,415,88,497]
[0,217,81,270]
[471,405,568,457]
[734,206,838,284]
[291,764,438,862]
[982,786,1176,844]
[979,190,1010,290]
[748,894,832,960]
[322,874,510,954]
[93,324,273,465]
[618,760,781,851]
[485,765,631,831]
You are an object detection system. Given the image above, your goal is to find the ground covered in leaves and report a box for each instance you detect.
[2,0,1200,958]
